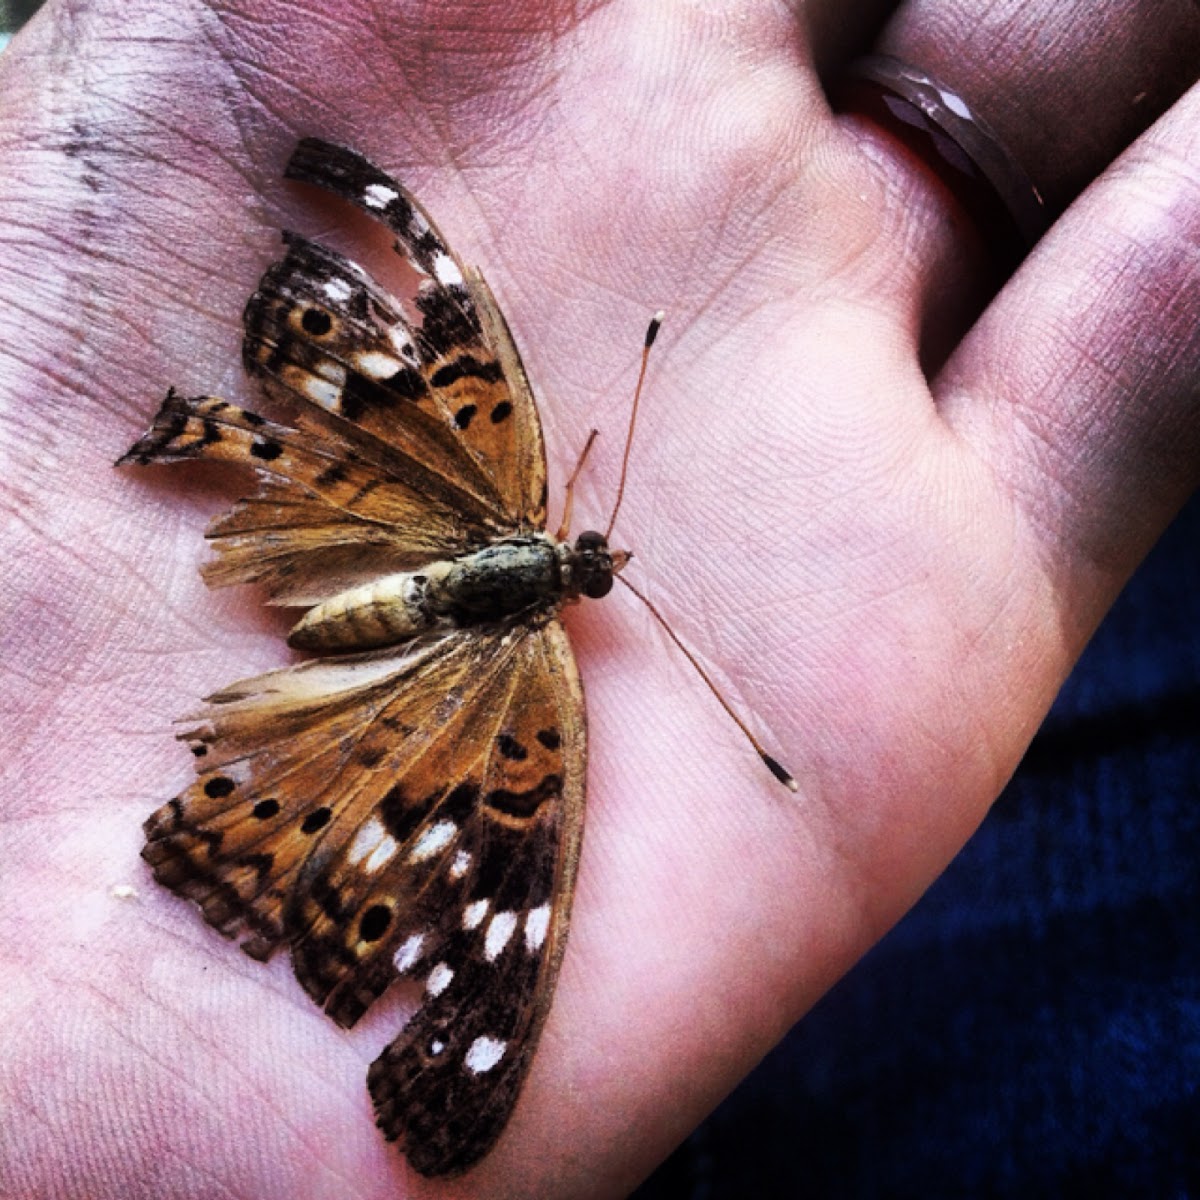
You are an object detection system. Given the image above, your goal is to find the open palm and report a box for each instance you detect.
[2,2,1197,1197]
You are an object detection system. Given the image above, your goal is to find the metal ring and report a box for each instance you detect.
[836,54,1049,274]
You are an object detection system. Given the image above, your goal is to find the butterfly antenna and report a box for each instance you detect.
[616,574,799,792]
[604,311,664,542]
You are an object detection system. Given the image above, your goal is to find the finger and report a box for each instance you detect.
[872,0,1200,215]
[938,82,1200,639]
[828,0,1200,352]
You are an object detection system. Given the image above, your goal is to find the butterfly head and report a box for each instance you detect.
[568,530,630,600]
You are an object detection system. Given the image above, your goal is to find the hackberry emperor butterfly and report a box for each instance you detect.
[121,137,792,1176]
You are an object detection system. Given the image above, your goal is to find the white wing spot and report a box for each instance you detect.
[313,359,348,385]
[431,252,463,287]
[364,833,399,873]
[347,818,386,866]
[426,962,454,997]
[465,1035,507,1075]
[364,183,398,210]
[297,375,342,411]
[408,819,457,863]
[352,350,404,381]
[524,904,551,953]
[430,1038,446,1056]
[323,278,353,303]
[484,911,518,961]
[386,326,418,362]
[463,898,490,930]
[449,849,471,881]
[393,932,426,974]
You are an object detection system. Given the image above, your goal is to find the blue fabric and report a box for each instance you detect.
[636,492,1200,1199]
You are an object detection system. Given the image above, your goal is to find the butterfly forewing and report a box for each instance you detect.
[243,234,504,508]
[249,138,548,529]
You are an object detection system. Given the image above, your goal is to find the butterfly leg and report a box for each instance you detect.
[554,428,600,540]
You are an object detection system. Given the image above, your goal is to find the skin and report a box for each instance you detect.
[1,0,1197,1196]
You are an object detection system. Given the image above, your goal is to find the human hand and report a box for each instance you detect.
[1,1,1197,1197]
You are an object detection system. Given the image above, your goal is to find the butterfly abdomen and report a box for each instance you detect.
[287,534,567,653]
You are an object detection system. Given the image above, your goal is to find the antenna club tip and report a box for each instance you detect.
[762,753,799,792]
[645,311,665,348]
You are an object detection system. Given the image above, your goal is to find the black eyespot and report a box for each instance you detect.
[359,904,392,942]
[301,806,332,834]
[252,798,280,820]
[204,776,235,799]
[301,308,333,336]
[497,733,527,761]
[490,400,513,424]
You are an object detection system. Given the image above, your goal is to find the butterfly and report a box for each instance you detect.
[119,137,627,1177]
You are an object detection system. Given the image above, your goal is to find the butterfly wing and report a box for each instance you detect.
[118,390,513,603]
[122,139,549,603]
[245,138,548,529]
[141,618,586,1175]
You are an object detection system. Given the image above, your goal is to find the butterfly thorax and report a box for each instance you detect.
[288,530,625,654]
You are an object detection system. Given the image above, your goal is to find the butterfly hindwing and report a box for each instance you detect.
[140,619,585,1176]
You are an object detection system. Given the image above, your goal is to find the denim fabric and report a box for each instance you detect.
[637,493,1200,1200]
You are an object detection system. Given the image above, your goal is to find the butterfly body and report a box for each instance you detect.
[288,530,622,653]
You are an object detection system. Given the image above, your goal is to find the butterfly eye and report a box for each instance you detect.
[300,307,334,337]
[582,572,613,599]
[571,531,614,599]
